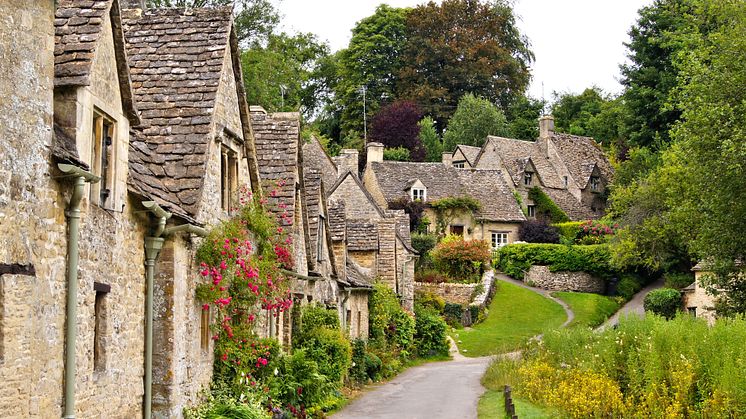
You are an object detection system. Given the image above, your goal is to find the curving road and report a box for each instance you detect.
[598,279,663,330]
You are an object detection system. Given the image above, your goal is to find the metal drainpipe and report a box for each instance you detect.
[141,201,171,419]
[58,164,99,419]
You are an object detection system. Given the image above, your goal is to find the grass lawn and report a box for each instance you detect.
[451,281,566,357]
[551,291,621,328]
[478,389,556,419]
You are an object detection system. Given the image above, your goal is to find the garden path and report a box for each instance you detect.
[598,279,663,330]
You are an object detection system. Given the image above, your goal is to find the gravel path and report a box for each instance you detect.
[598,279,664,330]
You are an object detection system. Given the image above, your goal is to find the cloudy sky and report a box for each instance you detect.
[271,0,653,100]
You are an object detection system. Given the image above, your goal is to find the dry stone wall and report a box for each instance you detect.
[525,265,605,294]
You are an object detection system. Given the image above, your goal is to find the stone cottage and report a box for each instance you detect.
[443,116,613,220]
[301,138,417,312]
[0,0,266,417]
[363,143,526,250]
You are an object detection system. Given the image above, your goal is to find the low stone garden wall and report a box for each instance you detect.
[525,265,605,294]
[415,270,497,326]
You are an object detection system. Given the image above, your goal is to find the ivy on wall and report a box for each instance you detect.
[528,187,570,223]
[429,196,481,236]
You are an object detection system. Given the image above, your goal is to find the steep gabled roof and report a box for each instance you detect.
[250,110,302,226]
[122,6,233,216]
[55,0,139,124]
[327,170,387,219]
[369,161,525,223]
[478,136,564,189]
[549,133,613,188]
[302,136,338,190]
[454,144,481,166]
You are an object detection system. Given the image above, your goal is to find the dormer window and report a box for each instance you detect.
[91,110,116,209]
[453,161,465,168]
[524,171,533,186]
[590,176,600,192]
[411,187,426,202]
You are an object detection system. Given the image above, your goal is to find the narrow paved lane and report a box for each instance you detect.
[599,279,663,330]
[332,355,491,419]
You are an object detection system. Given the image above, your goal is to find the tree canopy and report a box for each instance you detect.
[370,100,425,161]
[443,94,509,151]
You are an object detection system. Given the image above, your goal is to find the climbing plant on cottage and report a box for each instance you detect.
[195,184,294,399]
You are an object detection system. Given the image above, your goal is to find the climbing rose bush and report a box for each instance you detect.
[196,184,294,400]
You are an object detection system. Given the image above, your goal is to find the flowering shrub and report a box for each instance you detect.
[195,184,295,409]
[576,220,619,245]
[430,236,490,282]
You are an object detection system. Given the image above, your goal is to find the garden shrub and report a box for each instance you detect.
[183,391,269,419]
[271,349,340,417]
[495,243,613,280]
[369,283,415,357]
[527,187,570,223]
[518,219,560,243]
[643,288,682,319]
[388,197,427,232]
[413,306,449,357]
[295,326,351,385]
[552,221,583,243]
[575,220,618,245]
[616,272,647,300]
[663,271,695,289]
[293,303,340,348]
[431,236,490,282]
[414,291,445,313]
[443,303,464,327]
[414,268,449,283]
[411,232,438,269]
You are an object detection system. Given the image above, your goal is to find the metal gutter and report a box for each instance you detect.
[58,163,99,419]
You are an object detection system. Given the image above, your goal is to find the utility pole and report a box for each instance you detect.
[279,84,287,111]
[360,85,367,142]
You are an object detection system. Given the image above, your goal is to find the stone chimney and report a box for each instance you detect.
[366,142,384,164]
[121,0,146,9]
[539,115,555,139]
[335,149,359,177]
[442,151,453,166]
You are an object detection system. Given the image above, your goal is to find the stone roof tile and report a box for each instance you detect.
[346,220,378,251]
[549,133,613,188]
[345,259,373,289]
[455,144,481,165]
[122,6,232,216]
[302,136,338,190]
[328,199,346,242]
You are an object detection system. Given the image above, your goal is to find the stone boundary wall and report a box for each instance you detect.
[525,265,605,294]
[415,270,496,307]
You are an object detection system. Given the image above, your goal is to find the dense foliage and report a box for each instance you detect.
[518,220,560,244]
[643,288,682,319]
[527,187,570,223]
[418,116,442,162]
[429,196,481,236]
[387,197,426,232]
[382,146,411,162]
[442,93,510,151]
[495,243,613,280]
[491,315,746,418]
[431,236,490,282]
[413,306,450,357]
[370,100,425,161]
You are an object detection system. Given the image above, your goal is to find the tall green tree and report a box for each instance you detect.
[505,95,545,140]
[398,0,533,129]
[335,5,409,136]
[145,0,279,47]
[443,94,509,151]
[241,32,330,119]
[550,87,627,145]
[419,116,442,162]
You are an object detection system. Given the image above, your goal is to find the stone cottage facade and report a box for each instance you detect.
[363,143,526,250]
[0,1,263,417]
[443,116,614,220]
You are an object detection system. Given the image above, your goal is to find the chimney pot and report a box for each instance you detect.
[442,151,453,166]
[366,142,384,164]
[335,149,359,178]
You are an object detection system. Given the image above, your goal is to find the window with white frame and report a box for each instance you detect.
[524,171,533,186]
[527,205,536,218]
[411,187,426,202]
[491,232,509,248]
[453,161,465,168]
[91,110,116,208]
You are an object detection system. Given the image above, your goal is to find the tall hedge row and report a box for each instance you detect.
[495,243,613,280]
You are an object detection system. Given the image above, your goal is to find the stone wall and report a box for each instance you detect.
[525,265,605,294]
[414,282,481,305]
[346,291,369,339]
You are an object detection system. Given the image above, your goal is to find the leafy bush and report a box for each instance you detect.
[443,303,464,327]
[616,272,647,300]
[414,268,449,283]
[576,220,618,245]
[413,306,450,357]
[643,288,682,319]
[552,221,583,243]
[295,326,351,386]
[184,390,269,419]
[431,236,490,282]
[414,291,445,313]
[272,349,338,417]
[663,271,694,289]
[369,283,415,356]
[527,187,570,223]
[388,197,427,232]
[294,303,340,347]
[518,220,560,243]
[495,243,613,280]
[383,146,411,161]
[412,232,438,269]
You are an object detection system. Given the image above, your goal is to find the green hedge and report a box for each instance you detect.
[413,306,449,357]
[495,243,613,280]
[528,187,570,223]
[643,288,682,319]
[552,221,584,243]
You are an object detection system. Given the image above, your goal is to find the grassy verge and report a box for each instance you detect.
[451,281,566,357]
[478,389,556,419]
[551,291,621,328]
